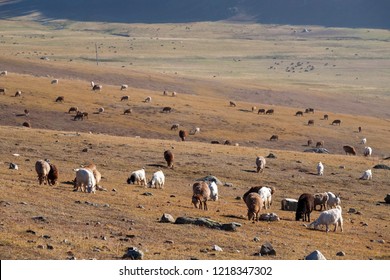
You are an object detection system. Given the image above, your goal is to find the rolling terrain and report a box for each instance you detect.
[0,19,389,260]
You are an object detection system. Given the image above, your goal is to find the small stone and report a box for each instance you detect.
[377,240,385,244]
[122,247,144,260]
[42,235,51,239]
[26,229,36,235]
[348,208,357,214]
[160,213,175,223]
[305,250,326,260]
[336,251,346,256]
[253,237,260,242]
[37,245,45,249]
[200,249,208,253]
[112,188,117,192]
[142,192,153,196]
[82,148,88,152]
[137,205,145,209]
[47,244,54,250]
[212,245,223,252]
[235,196,242,200]
[259,242,276,256]
[165,240,174,244]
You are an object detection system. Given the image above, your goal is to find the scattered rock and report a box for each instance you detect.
[165,240,174,244]
[373,164,390,170]
[384,194,390,204]
[26,229,36,235]
[305,250,326,260]
[259,213,280,221]
[9,163,18,170]
[348,208,357,214]
[258,242,276,256]
[42,235,51,239]
[160,213,175,223]
[32,216,48,223]
[224,182,233,187]
[304,148,330,154]
[377,240,385,244]
[281,198,298,211]
[82,148,88,152]
[122,247,144,260]
[112,188,117,192]
[212,245,223,252]
[137,205,145,209]
[142,192,153,196]
[174,217,239,231]
[47,244,54,250]
[336,251,346,256]
[266,153,277,159]
[37,245,45,249]
[235,196,242,200]
[0,201,11,207]
[253,237,260,242]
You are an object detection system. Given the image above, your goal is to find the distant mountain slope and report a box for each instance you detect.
[0,0,389,29]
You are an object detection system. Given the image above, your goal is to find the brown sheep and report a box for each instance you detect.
[313,192,328,211]
[179,130,188,141]
[68,107,78,114]
[295,193,314,222]
[123,108,132,115]
[22,121,31,128]
[47,163,59,186]
[55,96,64,103]
[295,111,303,116]
[162,107,172,113]
[257,108,266,114]
[323,114,329,120]
[316,141,324,148]
[343,145,356,155]
[332,119,341,125]
[266,109,274,115]
[244,192,263,222]
[192,181,210,210]
[308,119,314,126]
[164,150,174,169]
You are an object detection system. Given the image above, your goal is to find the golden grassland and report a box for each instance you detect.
[0,19,389,260]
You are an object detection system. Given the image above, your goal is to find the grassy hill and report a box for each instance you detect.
[0,19,389,260]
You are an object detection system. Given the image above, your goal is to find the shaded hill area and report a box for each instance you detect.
[0,0,389,29]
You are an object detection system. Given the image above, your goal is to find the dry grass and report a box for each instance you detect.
[0,19,389,260]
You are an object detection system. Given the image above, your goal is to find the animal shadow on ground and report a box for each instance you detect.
[222,214,246,220]
[242,169,257,173]
[146,163,166,168]
[238,109,252,113]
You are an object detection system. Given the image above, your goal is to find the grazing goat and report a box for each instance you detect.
[208,180,219,201]
[170,123,179,130]
[244,192,263,222]
[252,106,256,112]
[179,130,188,141]
[313,192,328,211]
[192,181,211,210]
[172,91,177,97]
[91,82,102,91]
[358,126,362,133]
[326,192,341,209]
[309,206,343,233]
[147,170,165,189]
[323,114,329,120]
[307,139,313,146]
[343,145,356,155]
[295,193,314,222]
[255,156,266,173]
[121,95,129,101]
[163,90,168,96]
[229,101,237,107]
[144,96,152,103]
[308,119,314,126]
[270,135,279,141]
[15,90,22,97]
[317,162,324,176]
[47,163,59,186]
[363,146,372,157]
[164,150,174,168]
[127,168,147,186]
[257,108,266,114]
[121,84,128,90]
[360,169,372,180]
[295,111,303,116]
[123,108,132,115]
[305,108,314,113]
[0,70,7,76]
[332,119,341,125]
[51,79,59,84]
[35,160,51,185]
[68,107,78,114]
[259,186,275,209]
[360,138,367,144]
[74,168,96,193]
[266,109,274,115]
[162,106,172,113]
[74,111,84,121]
[0,88,6,94]
[55,96,64,103]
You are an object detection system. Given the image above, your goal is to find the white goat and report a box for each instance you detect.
[255,156,266,173]
[144,96,152,103]
[309,205,343,233]
[326,192,341,208]
[147,170,165,189]
[360,169,372,180]
[317,161,324,176]
[0,70,7,76]
[121,84,128,90]
[363,146,372,157]
[258,186,275,209]
[361,138,367,144]
[208,180,219,201]
[127,168,147,186]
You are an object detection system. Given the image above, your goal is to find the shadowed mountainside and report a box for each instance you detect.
[0,0,389,29]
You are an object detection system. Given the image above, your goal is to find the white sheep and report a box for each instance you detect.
[144,96,152,103]
[361,138,367,144]
[127,168,147,186]
[309,205,343,233]
[317,161,324,176]
[51,79,59,84]
[360,169,372,180]
[35,160,51,185]
[74,168,96,193]
[208,180,218,201]
[172,91,177,97]
[258,186,275,209]
[147,170,165,189]
[0,70,7,76]
[364,146,372,157]
[255,156,266,173]
[326,192,341,208]
[121,84,128,90]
